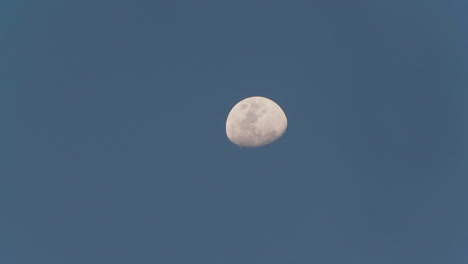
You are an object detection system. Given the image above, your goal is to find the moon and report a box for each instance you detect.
[226,96,287,148]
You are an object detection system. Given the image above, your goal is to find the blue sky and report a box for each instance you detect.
[1,1,467,263]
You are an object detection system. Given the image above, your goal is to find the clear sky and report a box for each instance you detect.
[1,1,467,263]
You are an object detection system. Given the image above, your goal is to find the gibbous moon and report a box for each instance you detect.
[226,96,287,148]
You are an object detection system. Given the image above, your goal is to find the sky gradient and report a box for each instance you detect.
[1,1,467,263]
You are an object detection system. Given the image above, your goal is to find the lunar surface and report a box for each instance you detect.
[226,96,287,148]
